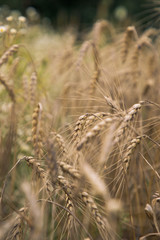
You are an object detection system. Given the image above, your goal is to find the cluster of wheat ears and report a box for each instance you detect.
[0,12,160,240]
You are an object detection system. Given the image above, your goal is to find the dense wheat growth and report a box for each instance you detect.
[0,7,160,240]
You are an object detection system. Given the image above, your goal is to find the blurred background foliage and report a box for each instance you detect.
[0,0,156,30]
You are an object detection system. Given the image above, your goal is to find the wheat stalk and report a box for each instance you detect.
[0,44,19,67]
[32,103,43,158]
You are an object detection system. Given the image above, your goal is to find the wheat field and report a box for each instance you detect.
[0,8,160,240]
